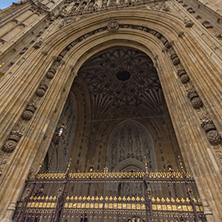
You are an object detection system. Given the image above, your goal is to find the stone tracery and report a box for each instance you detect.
[107,120,157,170]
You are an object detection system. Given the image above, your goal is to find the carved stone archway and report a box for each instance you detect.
[0,9,221,221]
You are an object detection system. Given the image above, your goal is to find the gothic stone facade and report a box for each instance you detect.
[0,0,222,221]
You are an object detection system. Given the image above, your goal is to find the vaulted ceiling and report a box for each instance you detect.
[76,47,165,124]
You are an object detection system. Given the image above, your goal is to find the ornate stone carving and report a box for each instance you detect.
[162,39,171,49]
[178,69,190,84]
[206,130,222,146]
[170,53,180,66]
[3,131,22,153]
[59,18,78,28]
[201,119,216,132]
[36,83,48,97]
[107,19,119,32]
[22,104,37,121]
[201,119,221,145]
[3,141,17,153]
[46,67,56,79]
[31,0,50,12]
[150,30,161,39]
[154,32,162,39]
[149,3,170,12]
[184,19,194,28]
[191,97,203,109]
[187,90,203,109]
[58,50,68,61]
[66,45,73,50]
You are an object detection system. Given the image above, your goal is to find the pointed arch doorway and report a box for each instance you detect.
[42,46,182,174]
[15,46,206,221]
[1,9,220,221]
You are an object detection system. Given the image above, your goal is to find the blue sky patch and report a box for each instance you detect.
[0,0,20,9]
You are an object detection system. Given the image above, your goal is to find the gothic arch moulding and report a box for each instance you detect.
[0,9,222,221]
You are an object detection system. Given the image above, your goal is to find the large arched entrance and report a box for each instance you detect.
[0,9,221,222]
[37,47,183,173]
[15,47,206,221]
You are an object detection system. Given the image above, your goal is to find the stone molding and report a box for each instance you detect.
[1,11,222,178]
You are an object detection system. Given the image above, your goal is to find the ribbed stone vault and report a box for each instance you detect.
[77,47,164,122]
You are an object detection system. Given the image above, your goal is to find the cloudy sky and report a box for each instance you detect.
[0,0,20,9]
